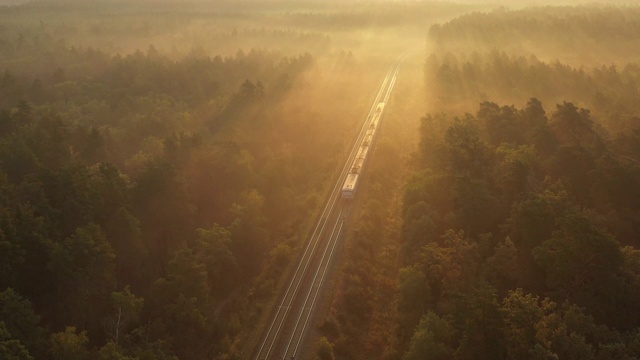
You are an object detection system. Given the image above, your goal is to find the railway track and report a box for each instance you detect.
[252,59,402,360]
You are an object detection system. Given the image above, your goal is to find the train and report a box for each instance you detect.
[341,102,385,199]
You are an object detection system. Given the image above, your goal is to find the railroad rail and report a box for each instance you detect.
[252,58,402,360]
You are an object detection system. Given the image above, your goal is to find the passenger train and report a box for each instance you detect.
[341,102,385,199]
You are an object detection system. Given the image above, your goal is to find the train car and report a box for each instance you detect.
[341,172,359,199]
[363,133,374,146]
[369,115,379,129]
[341,102,386,200]
[342,147,366,199]
[352,157,365,172]
[357,144,369,160]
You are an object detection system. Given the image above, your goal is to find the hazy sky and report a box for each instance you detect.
[3,0,640,9]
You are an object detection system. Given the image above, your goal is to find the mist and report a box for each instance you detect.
[2,1,640,360]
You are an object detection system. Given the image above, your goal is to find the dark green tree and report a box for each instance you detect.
[194,225,238,299]
[48,224,116,329]
[403,312,454,360]
[103,287,144,345]
[398,265,430,341]
[50,327,91,360]
[0,322,33,360]
[0,289,47,358]
[533,211,624,325]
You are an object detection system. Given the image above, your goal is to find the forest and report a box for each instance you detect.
[0,1,475,359]
[391,5,640,360]
[0,1,363,359]
[4,1,640,360]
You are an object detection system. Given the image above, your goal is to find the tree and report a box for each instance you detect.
[1,186,52,306]
[153,248,209,309]
[12,101,32,126]
[533,303,597,360]
[103,287,144,345]
[506,185,577,291]
[0,137,42,182]
[403,312,454,360]
[194,225,238,299]
[420,230,480,298]
[501,289,546,360]
[0,289,47,358]
[183,142,254,226]
[521,98,556,157]
[450,284,505,360]
[477,102,523,146]
[0,322,33,360]
[0,196,25,289]
[48,223,116,329]
[590,154,640,220]
[50,327,91,360]
[533,211,624,324]
[38,165,104,238]
[0,109,15,135]
[98,341,138,360]
[550,102,601,151]
[133,161,194,275]
[495,144,537,212]
[229,189,269,278]
[451,175,499,236]
[401,200,440,264]
[528,344,559,360]
[161,294,208,360]
[444,116,492,179]
[398,265,430,338]
[484,237,519,291]
[104,208,145,288]
[317,336,335,360]
[617,247,640,329]
[150,249,210,360]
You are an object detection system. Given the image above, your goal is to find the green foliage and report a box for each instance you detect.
[401,199,440,263]
[429,6,640,66]
[104,208,144,288]
[443,117,490,178]
[398,265,430,337]
[104,287,144,345]
[50,327,91,360]
[0,289,47,358]
[194,225,238,298]
[0,192,26,288]
[132,161,194,272]
[11,2,640,360]
[48,223,116,328]
[533,212,624,320]
[317,336,335,360]
[229,189,270,278]
[392,5,640,360]
[0,322,33,360]
[0,5,326,354]
[149,248,210,359]
[484,237,518,290]
[152,248,209,312]
[269,242,293,275]
[399,98,640,358]
[330,195,401,358]
[421,230,480,296]
[425,50,640,135]
[403,312,454,360]
[502,289,547,360]
[451,284,505,360]
[98,342,138,360]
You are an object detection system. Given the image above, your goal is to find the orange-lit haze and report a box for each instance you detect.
[3,1,640,359]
